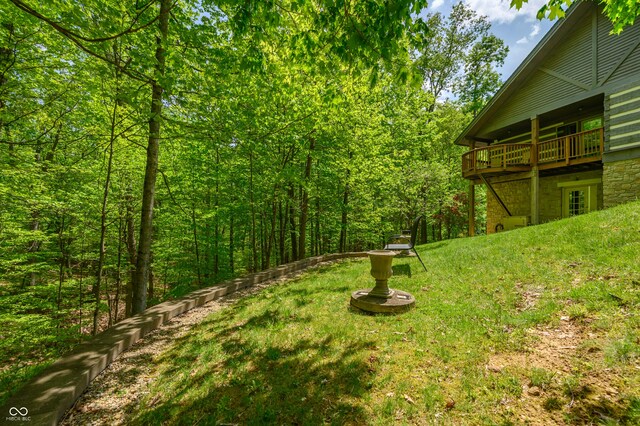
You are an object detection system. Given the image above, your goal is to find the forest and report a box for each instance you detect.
[0,0,512,397]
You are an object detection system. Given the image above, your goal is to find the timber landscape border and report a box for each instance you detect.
[1,252,367,426]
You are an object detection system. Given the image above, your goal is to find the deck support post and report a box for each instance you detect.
[531,116,540,225]
[468,140,476,236]
[468,181,475,236]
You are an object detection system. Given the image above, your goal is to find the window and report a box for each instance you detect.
[568,189,586,216]
[581,117,603,131]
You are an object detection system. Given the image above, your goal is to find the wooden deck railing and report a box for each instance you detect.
[536,127,604,169]
[462,143,532,177]
[462,127,603,178]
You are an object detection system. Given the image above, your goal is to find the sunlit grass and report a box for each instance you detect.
[126,201,640,424]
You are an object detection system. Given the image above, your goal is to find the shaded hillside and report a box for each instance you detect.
[64,201,640,425]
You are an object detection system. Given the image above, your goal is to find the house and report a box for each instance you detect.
[455,1,640,235]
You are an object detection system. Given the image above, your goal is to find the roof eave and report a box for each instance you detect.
[453,1,593,147]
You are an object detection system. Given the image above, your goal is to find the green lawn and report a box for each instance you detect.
[127,201,640,425]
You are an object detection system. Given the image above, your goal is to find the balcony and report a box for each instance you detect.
[462,127,604,179]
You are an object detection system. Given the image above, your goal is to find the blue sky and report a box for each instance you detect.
[425,0,555,79]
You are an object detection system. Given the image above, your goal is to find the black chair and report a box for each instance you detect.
[384,215,427,272]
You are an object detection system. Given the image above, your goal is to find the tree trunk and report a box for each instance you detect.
[229,213,234,274]
[77,236,83,338]
[0,24,14,163]
[105,276,113,328]
[124,188,137,318]
[192,202,201,286]
[204,188,211,281]
[56,215,66,324]
[213,147,220,277]
[25,209,40,287]
[339,183,349,253]
[314,158,321,256]
[437,204,443,241]
[259,210,266,269]
[114,216,123,323]
[132,0,170,315]
[298,137,315,259]
[339,152,352,253]
[288,185,298,261]
[277,201,285,265]
[249,150,257,272]
[93,96,118,335]
[264,200,276,269]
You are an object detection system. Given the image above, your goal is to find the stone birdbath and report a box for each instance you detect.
[350,250,415,314]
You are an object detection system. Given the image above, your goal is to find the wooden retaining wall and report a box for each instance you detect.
[1,252,367,425]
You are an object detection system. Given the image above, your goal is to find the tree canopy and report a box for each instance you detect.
[0,0,507,400]
[512,0,639,33]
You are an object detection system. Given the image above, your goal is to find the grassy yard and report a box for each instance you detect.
[114,202,640,424]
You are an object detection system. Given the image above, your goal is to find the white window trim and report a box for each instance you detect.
[557,178,601,188]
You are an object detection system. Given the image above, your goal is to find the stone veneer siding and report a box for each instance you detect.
[539,170,603,222]
[486,179,529,234]
[485,169,603,234]
[603,158,640,207]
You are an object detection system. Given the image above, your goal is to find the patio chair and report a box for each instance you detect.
[384,215,427,272]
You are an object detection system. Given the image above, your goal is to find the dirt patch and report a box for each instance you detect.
[514,282,543,312]
[486,316,628,425]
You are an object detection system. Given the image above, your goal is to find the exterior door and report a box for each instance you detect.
[561,184,598,217]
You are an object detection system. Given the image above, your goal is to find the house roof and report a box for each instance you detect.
[454,1,594,146]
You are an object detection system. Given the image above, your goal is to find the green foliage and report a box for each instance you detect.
[512,0,639,34]
[413,1,505,112]
[0,278,87,404]
[605,333,640,365]
[0,0,505,402]
[603,0,640,33]
[456,34,508,117]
